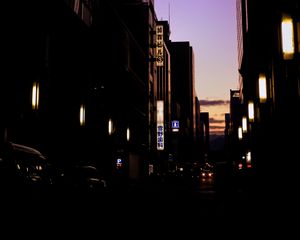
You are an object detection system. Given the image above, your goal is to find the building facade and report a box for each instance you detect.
[168,41,197,165]
[236,0,300,184]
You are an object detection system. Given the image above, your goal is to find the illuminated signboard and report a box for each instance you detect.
[171,120,179,132]
[156,25,164,66]
[157,100,164,150]
[157,124,164,150]
[116,158,123,169]
[171,120,179,129]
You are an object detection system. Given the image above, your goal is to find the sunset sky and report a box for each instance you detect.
[154,0,239,135]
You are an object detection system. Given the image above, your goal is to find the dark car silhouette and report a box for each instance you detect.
[0,141,54,195]
[62,163,107,198]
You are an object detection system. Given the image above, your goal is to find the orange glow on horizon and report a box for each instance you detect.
[201,101,228,135]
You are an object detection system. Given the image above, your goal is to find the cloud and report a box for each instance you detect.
[200,99,230,106]
[210,125,225,130]
[210,130,225,136]
[209,118,224,124]
[210,125,225,136]
[200,100,229,135]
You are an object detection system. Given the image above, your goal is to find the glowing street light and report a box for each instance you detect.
[281,15,295,59]
[32,82,39,110]
[258,73,267,103]
[126,127,130,142]
[242,116,247,133]
[79,104,85,126]
[238,126,243,140]
[248,101,254,122]
[108,119,113,135]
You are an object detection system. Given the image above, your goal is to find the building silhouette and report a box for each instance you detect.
[200,112,210,164]
[2,0,201,186]
[236,0,300,185]
[168,41,196,165]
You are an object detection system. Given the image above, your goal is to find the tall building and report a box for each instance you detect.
[195,97,202,163]
[2,0,201,186]
[2,0,159,185]
[3,0,95,164]
[236,0,300,183]
[152,20,172,175]
[168,41,196,164]
[228,89,244,170]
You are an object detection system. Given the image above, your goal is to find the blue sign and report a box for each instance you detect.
[171,120,179,129]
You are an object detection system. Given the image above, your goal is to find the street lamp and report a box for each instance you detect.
[248,101,254,122]
[258,73,267,103]
[32,82,39,110]
[79,104,85,126]
[281,15,295,60]
[126,127,130,142]
[238,126,243,140]
[108,118,113,135]
[242,116,247,133]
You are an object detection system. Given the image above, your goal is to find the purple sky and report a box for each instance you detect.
[154,0,238,133]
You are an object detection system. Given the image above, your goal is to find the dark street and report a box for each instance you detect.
[1,172,297,238]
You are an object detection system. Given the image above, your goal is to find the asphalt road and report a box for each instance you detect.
[1,175,296,237]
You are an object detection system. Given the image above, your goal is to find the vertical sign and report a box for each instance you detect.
[157,100,164,150]
[156,25,164,66]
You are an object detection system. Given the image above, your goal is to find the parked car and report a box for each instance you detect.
[62,163,107,197]
[0,141,54,195]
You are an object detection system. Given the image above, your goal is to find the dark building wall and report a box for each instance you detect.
[168,41,196,163]
[168,42,195,134]
[2,0,152,185]
[237,0,300,185]
[200,112,210,164]
[3,0,93,160]
[93,0,150,183]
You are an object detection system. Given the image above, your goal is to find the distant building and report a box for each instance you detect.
[200,112,210,163]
